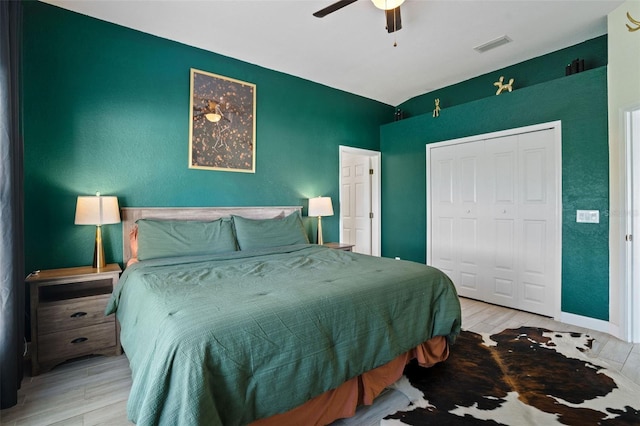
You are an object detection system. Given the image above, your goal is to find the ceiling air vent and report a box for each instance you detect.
[474,35,512,53]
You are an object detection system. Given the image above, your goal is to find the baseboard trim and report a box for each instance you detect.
[560,311,614,336]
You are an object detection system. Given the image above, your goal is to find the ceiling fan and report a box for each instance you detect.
[313,0,404,33]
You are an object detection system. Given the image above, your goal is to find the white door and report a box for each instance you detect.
[428,124,560,317]
[484,134,519,309]
[484,130,557,316]
[430,142,484,300]
[429,146,458,284]
[624,106,640,342]
[341,152,372,255]
[517,130,558,316]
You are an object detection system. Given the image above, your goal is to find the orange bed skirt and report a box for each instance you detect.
[251,336,449,426]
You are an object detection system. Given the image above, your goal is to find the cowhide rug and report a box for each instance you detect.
[382,327,640,425]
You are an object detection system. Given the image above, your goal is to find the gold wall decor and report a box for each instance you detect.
[189,68,256,173]
[433,98,441,117]
[627,12,640,32]
[494,76,514,95]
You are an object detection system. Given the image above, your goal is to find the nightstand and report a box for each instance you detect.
[323,242,355,252]
[27,264,122,375]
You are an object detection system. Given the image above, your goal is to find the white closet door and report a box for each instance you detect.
[516,129,557,316]
[428,127,558,317]
[429,147,458,283]
[458,143,486,300]
[430,142,485,300]
[484,135,519,309]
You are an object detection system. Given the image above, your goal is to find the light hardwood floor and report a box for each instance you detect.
[2,297,639,426]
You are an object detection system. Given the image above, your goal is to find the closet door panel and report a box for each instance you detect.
[522,149,546,203]
[459,216,480,294]
[521,219,548,310]
[430,148,459,285]
[485,136,519,306]
[454,144,486,298]
[430,143,484,298]
[488,217,517,304]
[460,154,479,204]
[434,216,456,280]
[522,220,546,274]
[518,130,557,316]
[457,143,484,298]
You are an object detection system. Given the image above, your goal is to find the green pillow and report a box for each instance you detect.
[232,211,309,250]
[136,218,237,261]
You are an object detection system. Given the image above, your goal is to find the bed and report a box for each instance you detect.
[107,206,461,426]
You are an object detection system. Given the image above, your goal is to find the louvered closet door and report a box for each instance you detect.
[429,128,558,317]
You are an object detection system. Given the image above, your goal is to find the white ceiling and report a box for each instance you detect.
[43,0,622,106]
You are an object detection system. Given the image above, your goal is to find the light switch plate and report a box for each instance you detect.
[576,210,599,223]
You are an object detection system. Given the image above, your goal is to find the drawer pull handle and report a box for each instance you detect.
[70,311,87,318]
[71,337,88,344]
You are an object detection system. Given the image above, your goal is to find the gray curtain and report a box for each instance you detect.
[1,0,24,409]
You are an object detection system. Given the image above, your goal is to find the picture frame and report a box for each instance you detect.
[188,68,256,173]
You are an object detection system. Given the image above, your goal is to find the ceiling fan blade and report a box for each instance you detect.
[385,6,402,33]
[313,0,359,18]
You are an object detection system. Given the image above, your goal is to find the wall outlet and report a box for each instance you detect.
[576,210,599,223]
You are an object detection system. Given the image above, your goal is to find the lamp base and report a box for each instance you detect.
[316,216,324,245]
[93,225,106,270]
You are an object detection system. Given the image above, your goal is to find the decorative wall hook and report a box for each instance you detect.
[494,76,514,95]
[433,98,441,118]
[627,12,640,32]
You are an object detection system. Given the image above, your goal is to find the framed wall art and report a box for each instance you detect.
[189,68,256,173]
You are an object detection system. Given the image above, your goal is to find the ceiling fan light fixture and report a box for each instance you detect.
[371,0,404,11]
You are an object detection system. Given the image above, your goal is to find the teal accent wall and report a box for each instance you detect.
[22,2,393,272]
[399,36,608,118]
[22,2,611,321]
[380,67,609,320]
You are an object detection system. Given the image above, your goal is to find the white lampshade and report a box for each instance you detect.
[371,0,404,10]
[308,197,334,217]
[75,194,121,225]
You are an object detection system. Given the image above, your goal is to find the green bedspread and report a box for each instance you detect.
[106,244,461,426]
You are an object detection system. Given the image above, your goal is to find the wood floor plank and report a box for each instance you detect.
[598,338,634,365]
[48,415,83,426]
[83,400,129,426]
[335,389,409,426]
[3,388,85,424]
[14,386,130,426]
[83,368,131,401]
[621,351,640,384]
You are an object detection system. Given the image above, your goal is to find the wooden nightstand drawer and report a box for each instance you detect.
[38,321,117,363]
[37,294,112,334]
[27,264,122,375]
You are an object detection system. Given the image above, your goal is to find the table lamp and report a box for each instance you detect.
[74,192,121,270]
[308,196,334,245]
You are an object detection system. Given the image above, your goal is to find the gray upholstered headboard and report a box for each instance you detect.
[121,206,303,265]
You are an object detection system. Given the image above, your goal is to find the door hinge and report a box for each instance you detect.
[626,234,633,242]
[369,168,374,175]
[369,212,374,219]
